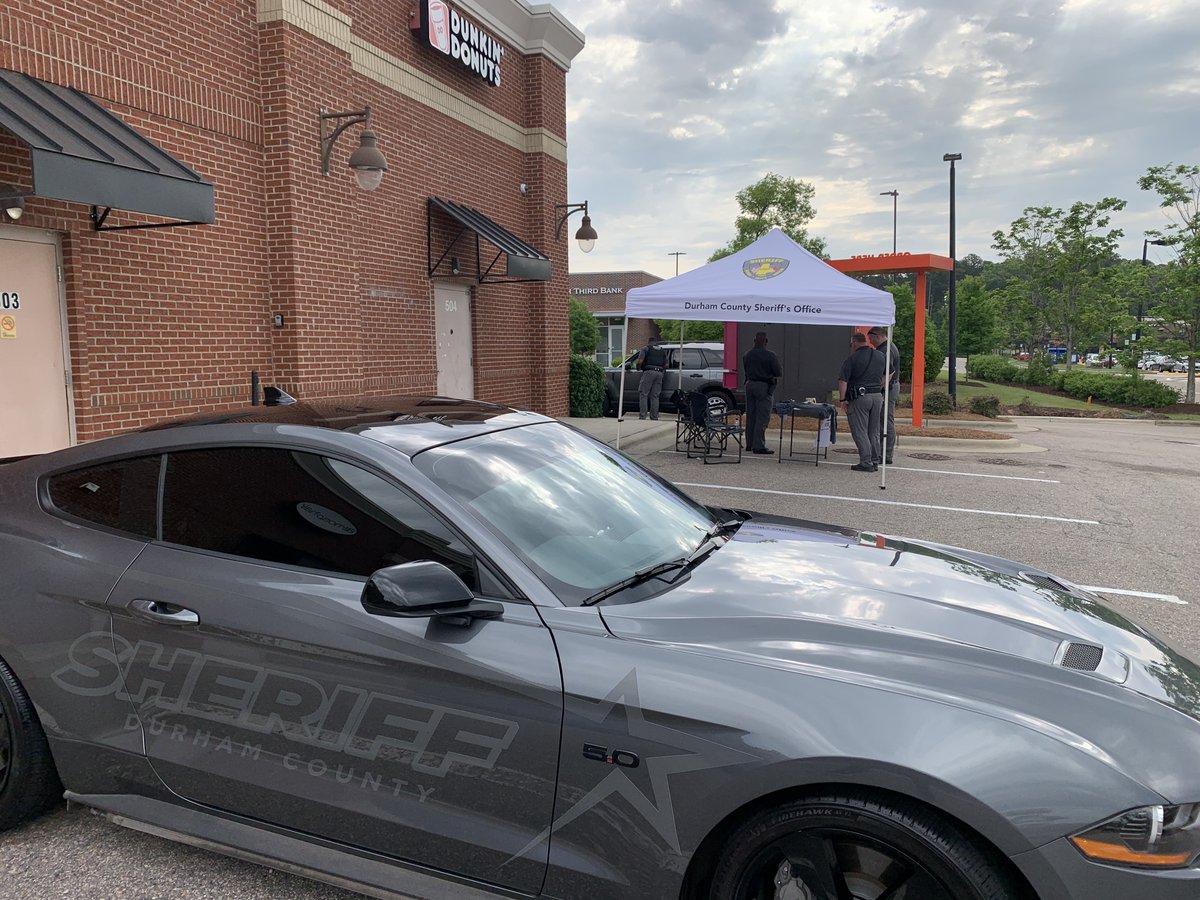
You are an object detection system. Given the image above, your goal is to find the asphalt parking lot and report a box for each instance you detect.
[2,415,1198,898]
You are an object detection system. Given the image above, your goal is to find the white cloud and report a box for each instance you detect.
[550,0,1200,274]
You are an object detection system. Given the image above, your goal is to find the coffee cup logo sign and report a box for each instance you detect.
[418,0,504,87]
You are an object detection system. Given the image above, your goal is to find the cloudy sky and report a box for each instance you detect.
[551,0,1199,279]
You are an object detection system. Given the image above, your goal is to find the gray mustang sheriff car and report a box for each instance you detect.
[1,396,1198,900]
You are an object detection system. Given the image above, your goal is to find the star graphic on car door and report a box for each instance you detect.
[506,667,759,863]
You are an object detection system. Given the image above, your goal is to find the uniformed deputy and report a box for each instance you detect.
[743,331,782,454]
[637,340,668,420]
[837,332,885,472]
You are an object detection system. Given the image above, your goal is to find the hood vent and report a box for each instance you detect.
[1022,572,1070,593]
[1060,642,1104,672]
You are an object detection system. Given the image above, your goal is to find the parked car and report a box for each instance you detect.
[604,341,741,416]
[2,395,1200,900]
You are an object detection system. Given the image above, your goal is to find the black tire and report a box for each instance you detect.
[709,792,1016,900]
[0,656,62,831]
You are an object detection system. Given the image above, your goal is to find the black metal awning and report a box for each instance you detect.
[428,197,551,283]
[0,69,215,231]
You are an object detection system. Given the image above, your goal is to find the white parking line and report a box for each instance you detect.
[1078,585,1188,605]
[657,450,1061,483]
[820,461,1061,484]
[678,482,1101,524]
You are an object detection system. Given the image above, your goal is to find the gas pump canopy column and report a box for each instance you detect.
[826,253,953,428]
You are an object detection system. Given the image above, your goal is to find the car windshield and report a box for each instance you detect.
[413,423,718,605]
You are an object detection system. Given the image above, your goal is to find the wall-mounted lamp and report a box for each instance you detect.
[319,107,388,191]
[555,201,598,253]
[0,183,26,221]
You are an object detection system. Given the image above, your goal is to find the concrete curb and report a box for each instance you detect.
[561,417,1044,455]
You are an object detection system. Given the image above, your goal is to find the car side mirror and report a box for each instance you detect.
[361,561,503,624]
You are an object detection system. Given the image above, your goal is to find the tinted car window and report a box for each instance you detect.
[47,455,161,539]
[703,348,725,367]
[669,349,706,369]
[161,447,478,587]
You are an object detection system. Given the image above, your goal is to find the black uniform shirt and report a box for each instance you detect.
[839,346,885,390]
[743,346,782,383]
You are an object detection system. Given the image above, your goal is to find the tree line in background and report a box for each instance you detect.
[567,164,1200,413]
[653,165,1200,404]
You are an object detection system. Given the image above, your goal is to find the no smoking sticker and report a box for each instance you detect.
[0,315,15,339]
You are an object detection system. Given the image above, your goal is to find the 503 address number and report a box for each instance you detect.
[0,292,19,309]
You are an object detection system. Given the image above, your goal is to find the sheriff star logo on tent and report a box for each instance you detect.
[742,257,789,280]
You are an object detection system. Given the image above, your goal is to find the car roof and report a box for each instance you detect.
[138,395,555,456]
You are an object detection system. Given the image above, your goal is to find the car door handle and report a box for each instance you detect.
[127,598,201,626]
[688,373,703,378]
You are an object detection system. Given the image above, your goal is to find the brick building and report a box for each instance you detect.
[0,0,583,457]
[568,270,662,364]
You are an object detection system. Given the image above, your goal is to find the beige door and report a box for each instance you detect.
[434,283,474,399]
[0,228,72,456]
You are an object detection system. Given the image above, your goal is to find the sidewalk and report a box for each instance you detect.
[561,414,1042,454]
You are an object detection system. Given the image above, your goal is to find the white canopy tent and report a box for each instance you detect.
[621,228,897,486]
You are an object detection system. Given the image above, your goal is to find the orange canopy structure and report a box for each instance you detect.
[826,253,953,427]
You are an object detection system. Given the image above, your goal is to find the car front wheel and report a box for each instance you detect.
[0,656,62,830]
[709,792,1017,900]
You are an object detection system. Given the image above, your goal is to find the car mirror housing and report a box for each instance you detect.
[361,561,501,623]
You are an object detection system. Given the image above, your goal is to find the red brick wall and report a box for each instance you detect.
[0,0,572,440]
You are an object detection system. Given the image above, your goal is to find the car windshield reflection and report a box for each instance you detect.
[414,423,716,605]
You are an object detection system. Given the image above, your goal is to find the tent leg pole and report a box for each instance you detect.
[616,318,630,449]
[880,324,893,490]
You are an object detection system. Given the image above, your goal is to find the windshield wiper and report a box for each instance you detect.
[583,559,691,606]
[583,526,734,607]
[705,518,742,540]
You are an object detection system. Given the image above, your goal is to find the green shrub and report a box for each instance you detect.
[1058,371,1178,408]
[568,353,606,417]
[968,394,1002,417]
[1023,351,1059,386]
[966,355,1018,383]
[924,391,953,414]
[1120,378,1180,407]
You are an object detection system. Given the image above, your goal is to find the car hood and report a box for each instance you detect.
[598,517,1200,727]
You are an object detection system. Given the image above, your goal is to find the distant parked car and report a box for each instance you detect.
[604,341,742,416]
[1016,352,1031,361]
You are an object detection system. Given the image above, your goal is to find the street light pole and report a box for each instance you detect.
[943,153,962,407]
[879,190,898,254]
[1137,237,1170,343]
[668,251,686,276]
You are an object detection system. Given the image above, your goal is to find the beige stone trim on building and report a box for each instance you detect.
[258,0,573,163]
[257,0,353,54]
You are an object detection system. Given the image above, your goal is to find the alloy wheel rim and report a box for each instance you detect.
[736,826,957,900]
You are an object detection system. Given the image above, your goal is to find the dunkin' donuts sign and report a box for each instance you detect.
[416,0,504,87]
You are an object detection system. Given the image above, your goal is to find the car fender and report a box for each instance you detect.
[537,607,1163,900]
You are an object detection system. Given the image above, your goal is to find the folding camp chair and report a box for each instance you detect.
[673,390,705,452]
[684,391,744,464]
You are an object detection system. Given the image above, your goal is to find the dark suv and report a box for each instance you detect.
[604,341,742,416]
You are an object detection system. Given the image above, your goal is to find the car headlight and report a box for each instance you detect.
[1071,804,1200,868]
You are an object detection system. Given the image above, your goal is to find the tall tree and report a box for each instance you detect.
[567,296,600,356]
[710,172,827,261]
[1138,163,1200,402]
[992,199,1126,364]
[654,319,724,342]
[887,284,943,383]
[942,276,998,361]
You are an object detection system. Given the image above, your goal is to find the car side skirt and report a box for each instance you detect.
[64,792,522,900]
